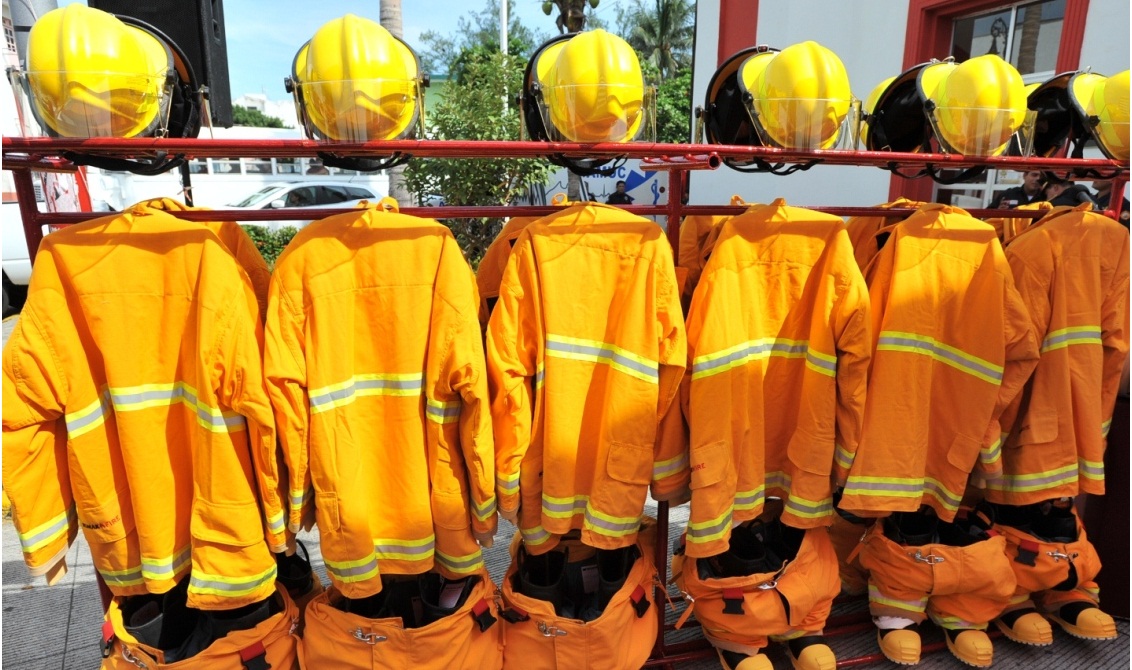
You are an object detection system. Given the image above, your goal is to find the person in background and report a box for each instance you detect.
[1092,179,1130,227]
[990,170,1045,208]
[606,180,634,205]
[1043,176,1096,207]
[306,160,330,175]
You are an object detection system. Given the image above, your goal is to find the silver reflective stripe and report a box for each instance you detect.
[805,351,837,375]
[426,399,461,423]
[18,507,75,554]
[583,508,641,534]
[1078,459,1104,479]
[923,479,961,510]
[692,340,808,377]
[687,511,733,539]
[110,384,245,431]
[784,496,833,517]
[436,550,484,572]
[534,366,545,388]
[100,567,143,586]
[327,558,379,580]
[190,565,278,594]
[473,497,497,520]
[65,391,112,438]
[374,538,436,560]
[653,454,688,479]
[267,512,285,534]
[734,489,764,510]
[545,337,659,381]
[1041,327,1102,352]
[876,335,1002,383]
[521,526,551,544]
[542,495,588,515]
[309,377,423,409]
[496,474,520,494]
[141,546,192,580]
[290,488,314,507]
[843,479,923,494]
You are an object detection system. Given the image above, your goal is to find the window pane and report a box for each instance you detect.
[275,157,300,174]
[952,8,1012,62]
[1011,0,1063,75]
[245,158,272,174]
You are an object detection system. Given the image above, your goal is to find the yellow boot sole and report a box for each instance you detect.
[993,612,1053,646]
[1049,608,1118,641]
[877,629,921,666]
[945,629,994,668]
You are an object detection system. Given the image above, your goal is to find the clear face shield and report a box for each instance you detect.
[530,82,657,144]
[744,95,861,150]
[287,76,424,143]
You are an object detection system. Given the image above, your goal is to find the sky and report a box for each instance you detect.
[58,0,625,101]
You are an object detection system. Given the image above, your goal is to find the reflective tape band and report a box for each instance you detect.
[652,453,688,480]
[923,478,962,513]
[687,508,733,544]
[496,472,520,494]
[546,334,659,384]
[985,464,1078,493]
[267,511,285,534]
[534,365,545,390]
[140,546,192,581]
[18,506,75,554]
[374,536,436,562]
[65,390,112,439]
[309,373,423,413]
[290,487,313,509]
[784,494,834,519]
[425,398,461,424]
[520,525,551,546]
[472,496,497,522]
[876,331,1003,385]
[834,443,854,471]
[435,549,484,574]
[804,349,838,377]
[99,564,145,588]
[109,383,245,433]
[734,487,765,511]
[1041,326,1102,353]
[691,338,816,381]
[868,585,927,613]
[843,476,925,498]
[981,435,1005,464]
[765,470,791,492]
[542,494,589,519]
[190,564,278,598]
[324,554,380,584]
[1101,419,1112,437]
[1078,458,1105,481]
[932,614,980,629]
[583,506,642,538]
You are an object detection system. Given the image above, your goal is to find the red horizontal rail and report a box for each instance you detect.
[3,138,1127,174]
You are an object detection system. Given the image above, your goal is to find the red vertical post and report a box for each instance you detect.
[1106,176,1127,221]
[12,168,44,261]
[666,169,685,259]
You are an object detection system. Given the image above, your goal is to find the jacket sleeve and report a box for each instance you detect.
[427,238,497,543]
[832,257,871,486]
[2,301,76,583]
[652,245,689,501]
[1100,231,1131,442]
[982,248,1042,475]
[214,282,288,552]
[486,234,543,518]
[263,274,314,535]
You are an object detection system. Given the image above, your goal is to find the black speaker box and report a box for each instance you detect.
[89,0,233,128]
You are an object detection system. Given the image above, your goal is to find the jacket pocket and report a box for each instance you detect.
[190,498,265,548]
[79,491,134,544]
[946,434,983,471]
[1016,414,1058,446]
[315,491,340,533]
[689,440,729,489]
[432,491,471,531]
[606,441,653,486]
[787,429,833,476]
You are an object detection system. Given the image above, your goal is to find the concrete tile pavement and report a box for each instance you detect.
[2,314,1128,668]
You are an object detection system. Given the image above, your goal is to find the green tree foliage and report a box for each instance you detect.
[231,105,287,128]
[242,225,298,267]
[652,66,693,144]
[405,51,554,265]
[420,0,547,77]
[616,0,694,79]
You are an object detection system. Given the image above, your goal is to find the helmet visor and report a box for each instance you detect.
[292,77,422,142]
[745,96,859,150]
[926,105,1035,156]
[537,83,655,143]
[16,69,174,138]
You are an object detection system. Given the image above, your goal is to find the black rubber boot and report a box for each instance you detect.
[519,547,567,614]
[419,573,477,626]
[275,540,315,600]
[122,578,197,655]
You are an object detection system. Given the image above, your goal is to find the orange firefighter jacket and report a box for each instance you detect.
[844,198,922,271]
[264,205,496,598]
[677,196,749,300]
[986,204,1130,504]
[2,206,286,610]
[984,201,1054,245]
[681,199,872,558]
[136,197,272,320]
[839,204,1040,522]
[486,202,687,553]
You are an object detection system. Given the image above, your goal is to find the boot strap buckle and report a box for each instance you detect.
[121,647,149,669]
[352,628,387,645]
[1046,550,1078,562]
[911,550,945,564]
[538,621,568,637]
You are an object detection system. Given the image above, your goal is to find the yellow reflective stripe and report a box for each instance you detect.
[804,348,838,378]
[868,585,927,612]
[425,398,461,424]
[734,486,765,511]
[843,476,925,498]
[834,443,854,470]
[520,525,552,546]
[1041,326,1102,353]
[985,464,1079,493]
[687,507,733,544]
[373,535,436,562]
[582,504,642,537]
[1078,458,1104,481]
[981,434,1005,465]
[784,494,834,519]
[652,453,688,480]
[189,564,278,598]
[496,472,520,494]
[65,392,111,438]
[691,338,815,380]
[309,373,423,413]
[140,546,193,581]
[1101,419,1112,437]
[546,334,659,384]
[108,382,245,433]
[932,614,982,629]
[18,507,75,554]
[267,510,285,534]
[534,363,546,390]
[923,477,962,513]
[542,493,589,519]
[877,331,1003,384]
[324,553,381,584]
[472,496,497,522]
[435,548,485,574]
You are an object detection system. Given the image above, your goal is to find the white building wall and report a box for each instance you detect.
[1078,0,1130,75]
[690,1,909,207]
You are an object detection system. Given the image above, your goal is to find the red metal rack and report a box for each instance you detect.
[2,137,1128,669]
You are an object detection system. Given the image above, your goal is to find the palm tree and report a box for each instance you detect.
[628,0,694,80]
[380,0,413,206]
[542,0,599,34]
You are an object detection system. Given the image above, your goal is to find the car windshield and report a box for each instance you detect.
[229,185,286,208]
